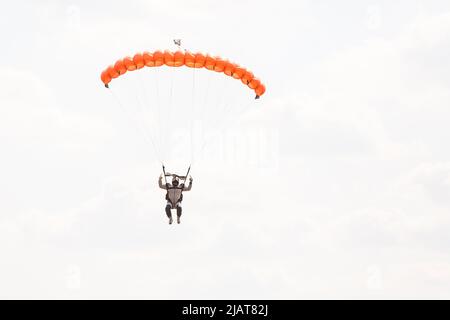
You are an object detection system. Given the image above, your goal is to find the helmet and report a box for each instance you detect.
[172,176,179,186]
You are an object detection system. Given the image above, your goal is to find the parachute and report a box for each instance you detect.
[100,44,266,174]
[100,50,266,99]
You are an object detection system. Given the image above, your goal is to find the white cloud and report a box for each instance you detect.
[1,0,450,299]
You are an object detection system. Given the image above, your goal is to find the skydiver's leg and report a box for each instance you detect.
[176,202,182,224]
[165,201,173,224]
[165,204,172,218]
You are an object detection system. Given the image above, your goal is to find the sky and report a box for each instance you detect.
[1,0,450,299]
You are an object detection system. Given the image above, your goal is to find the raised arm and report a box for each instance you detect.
[183,177,193,191]
[158,175,166,189]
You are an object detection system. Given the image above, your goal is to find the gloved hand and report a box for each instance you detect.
[189,176,193,183]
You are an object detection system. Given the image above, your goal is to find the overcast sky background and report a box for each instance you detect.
[1,0,450,299]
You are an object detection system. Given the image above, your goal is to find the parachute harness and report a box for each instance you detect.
[162,164,191,205]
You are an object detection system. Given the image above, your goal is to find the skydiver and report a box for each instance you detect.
[159,173,193,224]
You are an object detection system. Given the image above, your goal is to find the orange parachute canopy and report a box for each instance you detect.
[100,50,266,99]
